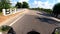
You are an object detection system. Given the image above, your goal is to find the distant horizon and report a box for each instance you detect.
[10,0,60,9]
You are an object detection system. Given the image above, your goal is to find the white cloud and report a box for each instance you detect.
[32,0,55,9]
[10,2,17,4]
[12,0,29,4]
[10,0,29,6]
[18,0,29,2]
[10,0,17,4]
[57,0,60,2]
[10,2,17,6]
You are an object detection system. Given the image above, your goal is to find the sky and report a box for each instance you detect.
[10,0,60,9]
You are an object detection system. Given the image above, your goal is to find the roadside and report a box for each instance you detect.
[36,11,60,27]
[0,9,27,26]
[34,10,60,22]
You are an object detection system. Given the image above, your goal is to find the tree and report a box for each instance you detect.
[52,3,60,17]
[22,2,29,8]
[15,2,22,8]
[0,0,11,11]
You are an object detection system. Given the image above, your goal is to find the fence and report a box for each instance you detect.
[2,8,27,16]
[2,8,23,16]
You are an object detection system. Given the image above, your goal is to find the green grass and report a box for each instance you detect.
[30,8,52,14]
[44,11,52,14]
[55,32,59,34]
[0,12,2,15]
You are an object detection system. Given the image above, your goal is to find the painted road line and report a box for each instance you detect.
[9,14,25,26]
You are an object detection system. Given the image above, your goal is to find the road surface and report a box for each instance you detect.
[10,10,60,34]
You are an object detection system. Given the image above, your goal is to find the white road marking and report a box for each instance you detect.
[9,14,25,26]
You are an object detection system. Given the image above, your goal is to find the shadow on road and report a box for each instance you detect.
[36,17,60,25]
[37,12,51,17]
[36,12,60,25]
[37,11,60,19]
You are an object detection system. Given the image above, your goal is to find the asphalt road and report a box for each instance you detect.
[11,10,59,34]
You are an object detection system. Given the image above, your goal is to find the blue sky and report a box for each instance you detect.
[10,0,60,9]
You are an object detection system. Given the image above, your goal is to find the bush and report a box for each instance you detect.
[0,25,11,32]
[43,9,52,14]
[52,3,60,17]
[30,8,52,14]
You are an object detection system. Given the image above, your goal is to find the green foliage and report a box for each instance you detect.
[0,25,11,32]
[53,3,60,17]
[0,0,11,11]
[15,2,29,8]
[15,2,22,8]
[43,9,52,14]
[29,8,41,11]
[30,8,52,14]
[0,12,2,15]
[22,2,29,8]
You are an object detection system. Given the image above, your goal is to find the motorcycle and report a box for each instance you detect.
[1,25,60,34]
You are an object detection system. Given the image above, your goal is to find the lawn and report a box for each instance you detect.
[0,12,3,15]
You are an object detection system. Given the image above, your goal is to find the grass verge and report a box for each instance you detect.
[0,12,2,15]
